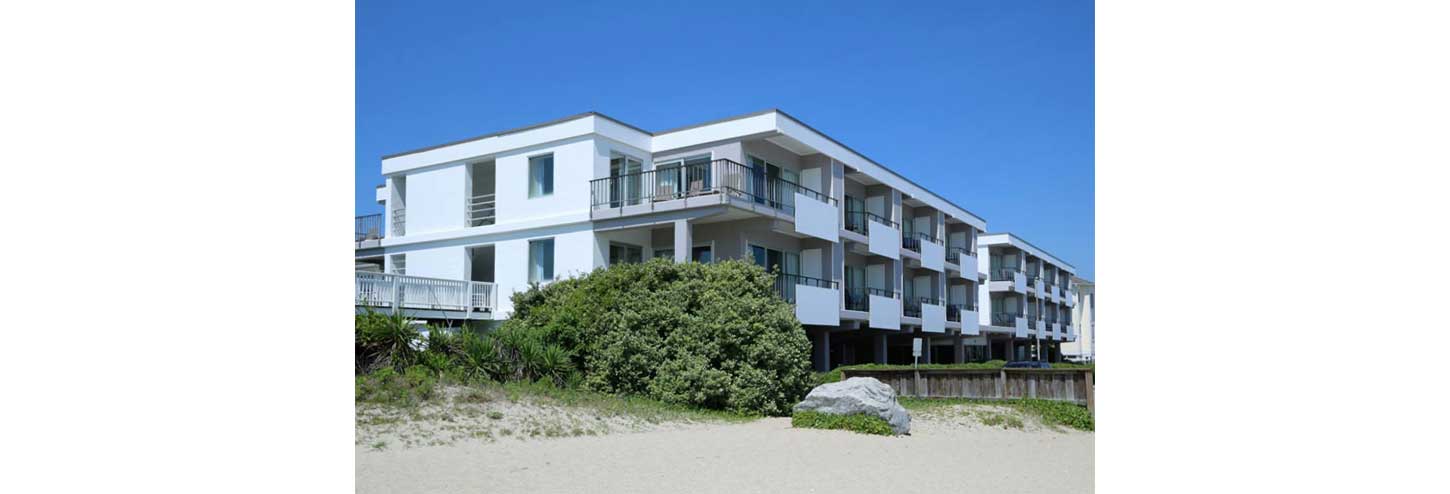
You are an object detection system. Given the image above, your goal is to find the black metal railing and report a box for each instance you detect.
[844,210,896,234]
[992,312,1017,326]
[991,268,1018,282]
[903,298,922,318]
[845,288,868,311]
[947,304,962,322]
[773,273,838,303]
[901,232,941,253]
[588,159,834,214]
[945,247,973,264]
[355,214,382,242]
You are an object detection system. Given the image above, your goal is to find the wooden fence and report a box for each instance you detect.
[840,368,1094,413]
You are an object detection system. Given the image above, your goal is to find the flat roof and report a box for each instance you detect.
[379,108,987,225]
[981,232,1077,272]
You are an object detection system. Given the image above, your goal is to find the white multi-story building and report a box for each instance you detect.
[355,109,1080,370]
[976,233,1079,362]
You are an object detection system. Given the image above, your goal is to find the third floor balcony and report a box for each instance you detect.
[588,158,835,222]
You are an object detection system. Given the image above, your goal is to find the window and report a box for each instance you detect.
[749,244,798,275]
[608,242,643,265]
[529,154,554,198]
[389,254,406,275]
[528,238,554,283]
[609,154,642,206]
[654,154,712,198]
[691,245,712,263]
[653,249,673,260]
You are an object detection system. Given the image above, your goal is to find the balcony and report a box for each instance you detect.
[588,159,835,226]
[844,287,869,311]
[355,271,495,317]
[773,273,837,303]
[992,312,1018,326]
[391,208,405,237]
[903,297,923,318]
[844,210,893,235]
[775,273,840,326]
[356,214,382,249]
[468,193,496,227]
[991,268,1019,282]
[865,288,902,330]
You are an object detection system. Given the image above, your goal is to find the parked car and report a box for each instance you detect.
[1004,360,1052,369]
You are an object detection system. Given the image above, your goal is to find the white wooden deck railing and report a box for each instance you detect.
[355,271,496,312]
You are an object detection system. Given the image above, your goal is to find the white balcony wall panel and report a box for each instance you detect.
[868,220,901,259]
[922,303,946,333]
[796,285,841,326]
[1015,317,1029,338]
[921,240,944,272]
[960,309,980,335]
[793,193,839,241]
[868,295,902,330]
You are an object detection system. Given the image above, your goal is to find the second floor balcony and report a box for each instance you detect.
[991,268,1019,282]
[773,273,837,304]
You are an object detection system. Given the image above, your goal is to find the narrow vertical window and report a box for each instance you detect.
[529,154,554,198]
[528,238,554,283]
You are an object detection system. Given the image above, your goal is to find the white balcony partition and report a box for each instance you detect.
[960,308,980,336]
[1014,316,1028,338]
[922,302,946,333]
[795,284,841,326]
[792,192,839,241]
[921,241,944,272]
[868,295,902,330]
[867,220,901,259]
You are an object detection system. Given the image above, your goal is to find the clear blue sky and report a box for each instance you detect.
[357,0,1094,279]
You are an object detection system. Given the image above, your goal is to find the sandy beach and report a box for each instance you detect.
[357,413,1093,493]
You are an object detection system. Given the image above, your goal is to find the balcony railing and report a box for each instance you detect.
[391,208,405,237]
[356,214,382,242]
[844,210,896,234]
[991,268,1018,282]
[773,273,837,304]
[468,193,496,227]
[992,312,1018,326]
[845,287,868,311]
[902,300,920,318]
[945,247,973,264]
[588,158,833,215]
[355,271,495,312]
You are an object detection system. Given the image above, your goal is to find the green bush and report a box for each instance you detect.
[355,309,422,374]
[501,259,812,416]
[791,411,894,436]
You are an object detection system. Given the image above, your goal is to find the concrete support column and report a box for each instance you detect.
[1006,340,1015,362]
[921,335,932,364]
[813,331,832,372]
[954,334,965,363]
[673,219,691,263]
[873,334,888,364]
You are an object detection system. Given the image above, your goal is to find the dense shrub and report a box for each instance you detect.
[502,259,813,416]
[790,411,894,435]
[355,310,421,374]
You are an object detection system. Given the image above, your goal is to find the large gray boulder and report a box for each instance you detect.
[793,377,911,435]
